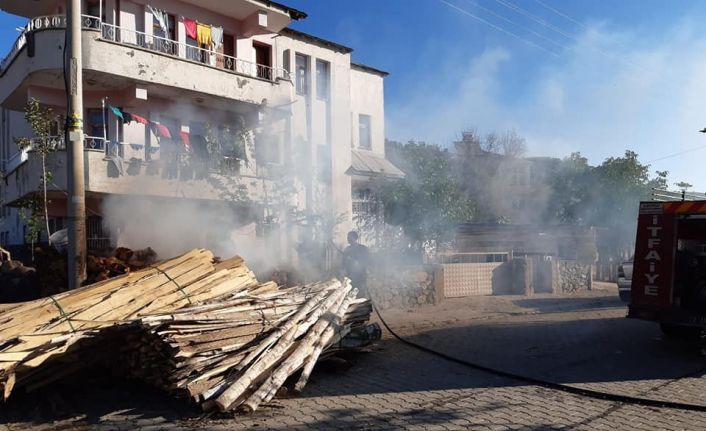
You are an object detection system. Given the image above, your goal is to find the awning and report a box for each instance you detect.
[346,150,405,179]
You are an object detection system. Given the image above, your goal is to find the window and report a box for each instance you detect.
[283,49,291,74]
[255,132,281,165]
[316,60,330,100]
[358,114,371,149]
[295,54,309,95]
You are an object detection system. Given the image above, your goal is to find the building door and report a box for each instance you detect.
[253,42,271,80]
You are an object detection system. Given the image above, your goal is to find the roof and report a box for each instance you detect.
[252,0,307,20]
[280,28,353,54]
[351,62,389,77]
[347,150,405,179]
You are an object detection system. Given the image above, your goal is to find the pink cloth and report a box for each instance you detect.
[131,114,149,125]
[151,123,172,139]
[183,18,197,40]
[180,131,191,149]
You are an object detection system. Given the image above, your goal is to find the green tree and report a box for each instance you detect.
[15,98,59,254]
[547,150,668,257]
[376,140,474,254]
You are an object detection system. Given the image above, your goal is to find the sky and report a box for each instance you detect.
[2,1,706,189]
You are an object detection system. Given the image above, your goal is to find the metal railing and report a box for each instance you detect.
[652,187,706,202]
[99,22,289,82]
[0,15,100,73]
[3,135,109,175]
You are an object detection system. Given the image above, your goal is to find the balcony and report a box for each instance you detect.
[3,134,267,205]
[0,15,292,108]
[99,23,288,82]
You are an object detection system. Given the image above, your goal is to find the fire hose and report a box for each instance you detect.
[371,302,706,413]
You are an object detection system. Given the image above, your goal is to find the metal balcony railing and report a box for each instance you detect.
[0,15,100,74]
[0,15,288,83]
[100,22,289,82]
[3,135,108,175]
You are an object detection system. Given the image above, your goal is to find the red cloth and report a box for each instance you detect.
[180,131,191,149]
[183,18,197,40]
[152,123,172,139]
[131,114,149,125]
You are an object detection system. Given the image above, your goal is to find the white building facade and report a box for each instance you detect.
[0,0,400,263]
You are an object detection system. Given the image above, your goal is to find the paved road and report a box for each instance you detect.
[3,287,706,430]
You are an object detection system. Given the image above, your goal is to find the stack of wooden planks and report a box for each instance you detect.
[0,249,375,413]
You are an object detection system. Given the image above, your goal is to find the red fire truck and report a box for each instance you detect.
[628,200,706,338]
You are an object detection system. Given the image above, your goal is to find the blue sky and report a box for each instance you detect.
[2,1,706,189]
[283,0,706,190]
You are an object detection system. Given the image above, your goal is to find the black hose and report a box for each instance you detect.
[372,302,706,412]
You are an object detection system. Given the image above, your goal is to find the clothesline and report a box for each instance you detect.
[107,104,191,151]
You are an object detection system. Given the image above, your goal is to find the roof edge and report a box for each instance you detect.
[351,62,389,77]
[252,0,308,20]
[280,28,353,54]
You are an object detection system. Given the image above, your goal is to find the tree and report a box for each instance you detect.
[14,98,59,256]
[375,140,474,255]
[546,150,668,258]
[544,152,591,224]
[675,181,693,192]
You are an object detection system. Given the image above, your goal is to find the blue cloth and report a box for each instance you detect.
[108,105,124,121]
[129,143,144,151]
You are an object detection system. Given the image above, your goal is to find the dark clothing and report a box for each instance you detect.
[342,243,370,296]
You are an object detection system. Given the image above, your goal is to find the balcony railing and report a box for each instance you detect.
[0,15,100,74]
[0,15,286,83]
[3,135,108,175]
[99,22,288,82]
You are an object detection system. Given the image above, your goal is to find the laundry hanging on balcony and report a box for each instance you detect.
[180,131,191,150]
[211,26,223,51]
[148,5,170,35]
[197,23,212,47]
[130,113,149,125]
[108,105,124,121]
[183,18,197,39]
[151,122,172,140]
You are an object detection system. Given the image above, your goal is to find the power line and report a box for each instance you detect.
[438,0,559,57]
[646,144,706,164]
[532,0,588,30]
[459,0,572,52]
[493,0,575,40]
[490,0,633,67]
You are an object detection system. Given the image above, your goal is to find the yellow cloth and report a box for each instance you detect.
[197,23,212,47]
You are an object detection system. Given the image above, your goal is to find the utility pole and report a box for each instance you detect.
[66,0,87,289]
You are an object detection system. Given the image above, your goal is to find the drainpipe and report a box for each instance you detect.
[67,0,87,289]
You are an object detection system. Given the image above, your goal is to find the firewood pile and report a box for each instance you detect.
[0,249,376,413]
[85,246,158,284]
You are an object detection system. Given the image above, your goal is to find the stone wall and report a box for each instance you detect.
[367,265,440,310]
[557,261,592,293]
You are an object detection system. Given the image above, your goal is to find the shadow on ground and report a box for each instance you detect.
[4,298,706,429]
[512,295,626,314]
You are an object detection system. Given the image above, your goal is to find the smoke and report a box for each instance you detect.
[101,195,261,260]
[99,97,341,279]
[387,18,706,190]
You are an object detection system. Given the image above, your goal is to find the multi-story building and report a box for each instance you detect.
[454,131,557,225]
[0,0,401,264]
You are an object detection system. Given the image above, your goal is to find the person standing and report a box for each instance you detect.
[342,231,370,297]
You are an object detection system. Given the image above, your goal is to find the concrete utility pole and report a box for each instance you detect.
[66,0,87,289]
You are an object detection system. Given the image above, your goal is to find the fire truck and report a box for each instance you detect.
[627,196,706,338]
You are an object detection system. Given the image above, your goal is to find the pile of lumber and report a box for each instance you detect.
[0,249,375,413]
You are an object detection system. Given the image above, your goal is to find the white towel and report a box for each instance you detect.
[147,5,169,35]
[211,26,224,51]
